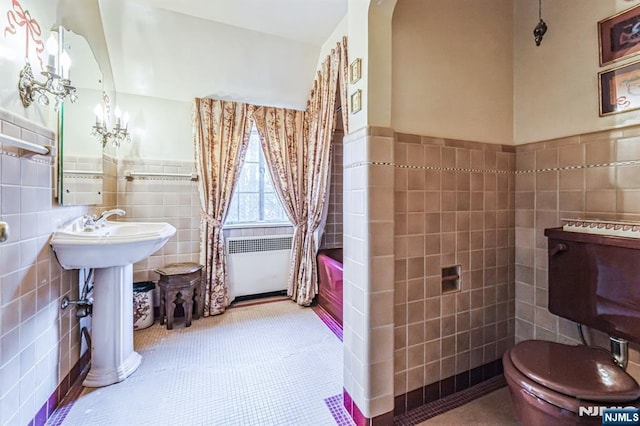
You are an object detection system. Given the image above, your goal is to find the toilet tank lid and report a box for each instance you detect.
[511,341,640,402]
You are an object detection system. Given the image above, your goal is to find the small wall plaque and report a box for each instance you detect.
[350,89,362,114]
[349,58,361,84]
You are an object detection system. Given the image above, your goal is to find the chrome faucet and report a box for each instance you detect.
[80,209,126,231]
[82,215,98,231]
[96,209,126,226]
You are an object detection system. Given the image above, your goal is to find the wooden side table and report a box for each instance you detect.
[155,262,203,330]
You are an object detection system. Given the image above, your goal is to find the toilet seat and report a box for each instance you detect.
[510,340,640,403]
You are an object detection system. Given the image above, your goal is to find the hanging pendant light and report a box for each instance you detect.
[533,0,548,46]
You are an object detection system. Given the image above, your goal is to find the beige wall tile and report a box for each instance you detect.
[0,114,92,425]
[616,137,640,161]
[558,144,584,167]
[585,139,616,164]
[585,189,616,213]
[559,169,584,190]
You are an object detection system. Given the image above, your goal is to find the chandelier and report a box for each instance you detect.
[18,34,77,110]
[92,94,131,148]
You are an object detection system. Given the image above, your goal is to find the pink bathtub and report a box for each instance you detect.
[317,248,343,326]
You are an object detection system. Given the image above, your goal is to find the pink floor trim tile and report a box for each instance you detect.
[45,377,85,426]
[312,305,343,341]
[325,394,356,426]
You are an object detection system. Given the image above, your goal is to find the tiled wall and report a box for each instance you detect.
[116,159,201,284]
[117,156,295,304]
[61,155,104,205]
[393,134,516,403]
[0,110,92,425]
[514,125,640,383]
[321,130,344,250]
[102,154,117,210]
[343,126,395,423]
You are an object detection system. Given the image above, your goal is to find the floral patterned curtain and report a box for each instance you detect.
[193,98,253,316]
[252,107,308,304]
[295,46,341,305]
[339,36,349,135]
[253,42,344,306]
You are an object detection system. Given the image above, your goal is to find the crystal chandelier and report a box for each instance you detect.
[18,34,77,110]
[92,94,131,148]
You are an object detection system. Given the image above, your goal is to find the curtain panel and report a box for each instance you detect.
[252,107,308,304]
[339,36,349,135]
[193,98,253,316]
[292,46,342,305]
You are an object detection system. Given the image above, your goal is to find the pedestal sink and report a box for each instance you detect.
[50,218,176,387]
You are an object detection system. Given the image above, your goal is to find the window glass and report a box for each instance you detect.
[225,126,289,225]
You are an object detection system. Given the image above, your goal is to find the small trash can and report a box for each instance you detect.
[133,281,155,330]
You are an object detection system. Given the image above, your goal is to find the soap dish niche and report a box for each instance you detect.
[442,264,461,294]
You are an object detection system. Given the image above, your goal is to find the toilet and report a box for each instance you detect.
[503,226,640,425]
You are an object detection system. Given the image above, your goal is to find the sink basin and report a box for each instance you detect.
[50,217,177,387]
[51,220,176,269]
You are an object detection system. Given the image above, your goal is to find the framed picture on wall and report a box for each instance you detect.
[350,89,362,114]
[349,58,361,84]
[599,5,640,66]
[599,60,640,116]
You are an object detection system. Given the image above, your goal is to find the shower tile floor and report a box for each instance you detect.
[49,300,350,426]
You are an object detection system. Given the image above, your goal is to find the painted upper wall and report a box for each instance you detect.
[116,93,192,161]
[514,0,640,144]
[391,0,514,144]
[317,16,347,71]
[99,0,321,110]
[0,0,58,127]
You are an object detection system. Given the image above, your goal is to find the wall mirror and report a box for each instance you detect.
[58,27,105,206]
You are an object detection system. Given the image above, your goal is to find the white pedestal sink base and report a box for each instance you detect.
[83,265,141,387]
[50,219,176,387]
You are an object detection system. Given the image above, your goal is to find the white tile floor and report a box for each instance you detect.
[53,301,345,425]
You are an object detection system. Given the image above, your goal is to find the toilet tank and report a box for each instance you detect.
[545,227,640,344]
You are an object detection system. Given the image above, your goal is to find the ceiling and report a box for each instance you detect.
[93,0,347,108]
[132,0,347,46]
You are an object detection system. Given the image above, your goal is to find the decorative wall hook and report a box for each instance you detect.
[533,0,548,46]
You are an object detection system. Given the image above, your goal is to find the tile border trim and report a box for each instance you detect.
[515,158,640,174]
[393,374,507,425]
[312,305,343,342]
[345,159,640,175]
[344,160,512,174]
[325,394,356,426]
[392,358,504,418]
[343,389,394,426]
[29,350,90,426]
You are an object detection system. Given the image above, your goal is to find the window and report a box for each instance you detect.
[225,125,289,225]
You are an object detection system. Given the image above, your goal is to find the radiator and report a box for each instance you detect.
[226,235,292,300]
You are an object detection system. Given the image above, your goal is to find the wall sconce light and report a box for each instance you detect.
[18,33,77,110]
[92,99,131,148]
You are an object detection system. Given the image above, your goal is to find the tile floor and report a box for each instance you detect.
[47,298,519,426]
[48,300,348,425]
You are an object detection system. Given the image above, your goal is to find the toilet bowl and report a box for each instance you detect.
[504,226,640,425]
[503,340,640,425]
